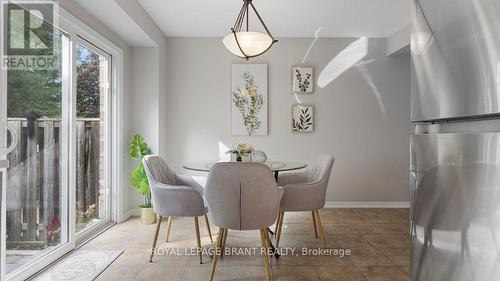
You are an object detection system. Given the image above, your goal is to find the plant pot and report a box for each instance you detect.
[241,154,252,162]
[140,207,156,225]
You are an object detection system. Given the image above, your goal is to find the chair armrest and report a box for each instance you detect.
[278,170,308,186]
[151,183,206,217]
[176,174,207,195]
[281,181,326,211]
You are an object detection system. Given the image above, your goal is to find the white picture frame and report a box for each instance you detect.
[292,66,313,94]
[231,64,268,136]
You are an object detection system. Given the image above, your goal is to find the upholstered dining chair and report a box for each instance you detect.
[205,162,283,281]
[251,150,268,162]
[143,155,213,264]
[274,154,335,249]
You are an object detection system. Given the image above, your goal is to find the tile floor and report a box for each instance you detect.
[80,208,410,281]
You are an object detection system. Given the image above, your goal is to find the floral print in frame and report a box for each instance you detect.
[231,64,268,136]
[292,104,314,133]
[292,66,313,94]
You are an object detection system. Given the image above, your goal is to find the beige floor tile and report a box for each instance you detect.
[271,223,296,235]
[274,233,303,248]
[62,209,410,281]
[363,234,410,249]
[272,251,312,266]
[365,210,409,224]
[228,253,267,266]
[181,264,229,281]
[151,252,191,267]
[291,223,317,234]
[315,265,367,281]
[346,244,394,267]
[134,264,185,281]
[298,233,341,248]
[363,224,410,234]
[274,266,320,281]
[227,266,270,281]
[400,265,410,275]
[306,248,354,266]
[358,266,409,281]
[380,248,410,266]
[322,224,358,234]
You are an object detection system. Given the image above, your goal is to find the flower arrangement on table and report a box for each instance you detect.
[226,143,254,162]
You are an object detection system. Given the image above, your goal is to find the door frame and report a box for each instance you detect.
[57,3,125,248]
[0,6,124,281]
[1,59,7,281]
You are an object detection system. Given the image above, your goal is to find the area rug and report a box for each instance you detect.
[32,250,123,281]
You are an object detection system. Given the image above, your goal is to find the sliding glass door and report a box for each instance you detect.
[74,40,112,239]
[3,26,72,280]
[0,5,116,280]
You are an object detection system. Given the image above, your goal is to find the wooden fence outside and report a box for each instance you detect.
[5,117,102,249]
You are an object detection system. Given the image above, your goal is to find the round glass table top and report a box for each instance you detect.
[183,160,307,173]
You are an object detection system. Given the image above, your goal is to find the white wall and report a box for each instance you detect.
[164,38,410,204]
[114,0,171,213]
[128,48,160,207]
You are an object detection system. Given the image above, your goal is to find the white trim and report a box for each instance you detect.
[324,201,410,208]
[1,172,6,281]
[0,58,6,281]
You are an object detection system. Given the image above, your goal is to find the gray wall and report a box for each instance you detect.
[165,38,410,204]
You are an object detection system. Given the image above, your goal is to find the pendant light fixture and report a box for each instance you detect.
[223,0,277,60]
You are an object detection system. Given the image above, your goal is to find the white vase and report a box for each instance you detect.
[241,154,252,162]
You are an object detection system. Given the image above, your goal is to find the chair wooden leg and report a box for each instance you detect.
[260,229,273,281]
[223,229,228,247]
[275,211,285,250]
[314,210,326,248]
[194,217,203,264]
[274,212,282,234]
[205,214,213,243]
[165,216,173,242]
[311,211,318,238]
[149,215,162,262]
[209,228,224,281]
[221,229,228,257]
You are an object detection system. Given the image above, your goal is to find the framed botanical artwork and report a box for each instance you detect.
[292,66,313,94]
[291,104,314,133]
[231,64,268,135]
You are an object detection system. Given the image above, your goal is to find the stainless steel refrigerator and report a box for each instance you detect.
[410,0,500,280]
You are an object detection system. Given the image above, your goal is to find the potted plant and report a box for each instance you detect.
[226,143,254,162]
[129,134,155,225]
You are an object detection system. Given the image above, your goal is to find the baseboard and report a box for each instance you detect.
[122,203,409,219]
[121,209,140,220]
[128,209,141,216]
[324,201,410,208]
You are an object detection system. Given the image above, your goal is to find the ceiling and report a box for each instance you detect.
[74,0,155,47]
[137,0,410,38]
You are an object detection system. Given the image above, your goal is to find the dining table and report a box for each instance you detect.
[183,159,307,258]
[183,159,307,181]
